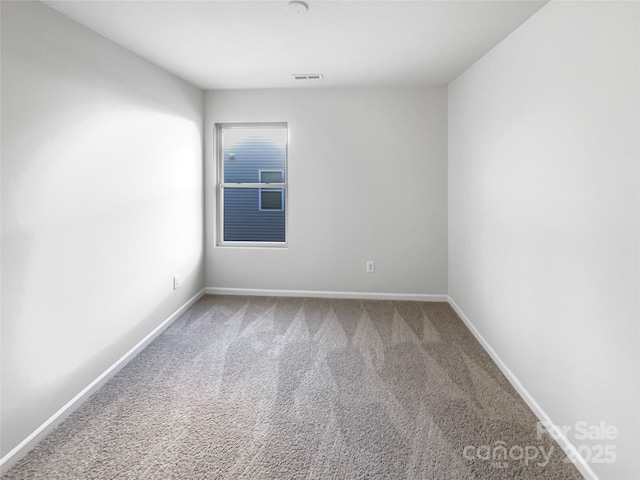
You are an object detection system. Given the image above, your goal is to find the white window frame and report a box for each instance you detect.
[216,122,288,247]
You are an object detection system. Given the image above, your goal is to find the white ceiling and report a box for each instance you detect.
[43,0,547,90]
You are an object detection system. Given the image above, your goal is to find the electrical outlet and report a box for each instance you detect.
[366,261,375,273]
[173,275,181,290]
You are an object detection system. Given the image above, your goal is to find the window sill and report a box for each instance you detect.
[215,242,288,249]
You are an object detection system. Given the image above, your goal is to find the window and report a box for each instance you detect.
[216,123,287,245]
[258,170,284,211]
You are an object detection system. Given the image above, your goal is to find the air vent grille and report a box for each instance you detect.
[292,74,324,81]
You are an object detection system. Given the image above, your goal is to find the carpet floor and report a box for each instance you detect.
[3,295,582,479]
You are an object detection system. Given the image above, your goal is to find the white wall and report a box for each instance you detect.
[448,2,639,479]
[1,1,204,459]
[204,87,448,296]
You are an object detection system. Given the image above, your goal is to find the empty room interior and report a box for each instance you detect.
[1,0,638,479]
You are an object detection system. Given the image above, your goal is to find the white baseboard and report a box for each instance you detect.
[205,287,448,302]
[0,289,205,475]
[447,296,598,480]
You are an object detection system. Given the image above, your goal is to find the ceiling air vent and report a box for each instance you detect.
[292,74,324,81]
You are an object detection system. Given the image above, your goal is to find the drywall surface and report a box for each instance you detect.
[1,1,204,457]
[448,2,639,478]
[204,87,448,295]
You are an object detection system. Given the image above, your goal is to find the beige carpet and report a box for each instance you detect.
[3,295,582,479]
